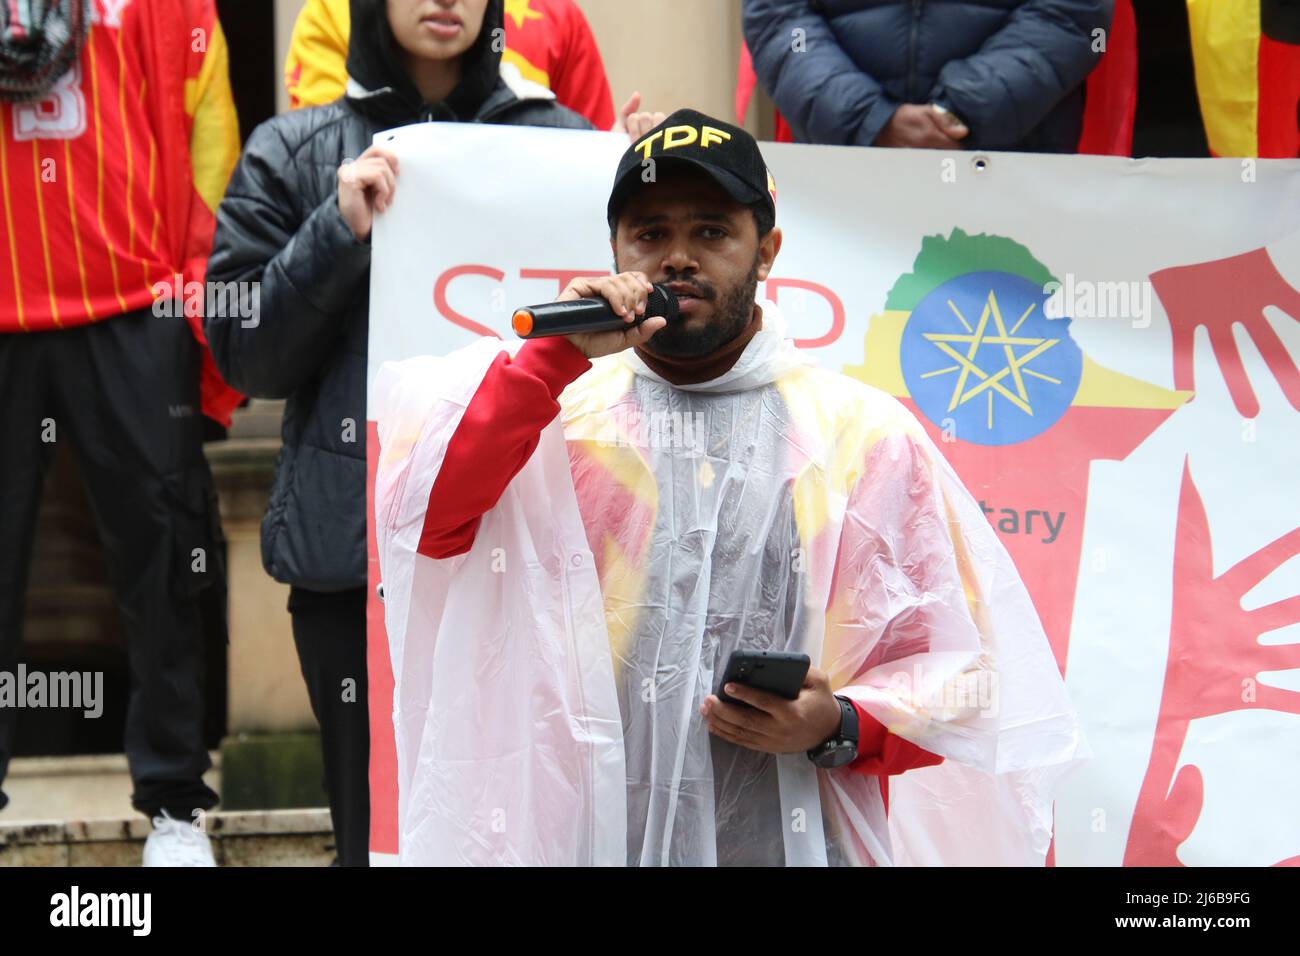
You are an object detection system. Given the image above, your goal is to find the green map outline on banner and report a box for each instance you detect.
[845,228,1191,417]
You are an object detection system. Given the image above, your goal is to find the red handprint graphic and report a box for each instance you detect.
[1151,247,1300,419]
[1123,462,1300,866]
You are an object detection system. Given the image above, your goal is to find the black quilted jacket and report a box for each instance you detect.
[205,0,589,591]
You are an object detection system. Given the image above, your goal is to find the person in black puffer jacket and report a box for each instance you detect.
[204,0,591,866]
[743,0,1112,153]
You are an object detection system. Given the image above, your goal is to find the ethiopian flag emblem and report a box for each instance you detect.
[844,229,1191,668]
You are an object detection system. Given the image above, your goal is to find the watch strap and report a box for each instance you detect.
[807,695,859,767]
[835,694,859,747]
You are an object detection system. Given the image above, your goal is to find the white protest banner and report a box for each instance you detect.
[368,123,1300,866]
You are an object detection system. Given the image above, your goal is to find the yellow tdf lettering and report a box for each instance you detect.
[634,125,732,160]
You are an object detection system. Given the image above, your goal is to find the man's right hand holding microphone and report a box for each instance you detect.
[554,271,669,359]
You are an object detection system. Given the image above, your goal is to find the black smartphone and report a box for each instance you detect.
[715,650,810,706]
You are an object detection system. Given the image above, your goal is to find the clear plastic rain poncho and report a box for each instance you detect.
[374,301,1089,866]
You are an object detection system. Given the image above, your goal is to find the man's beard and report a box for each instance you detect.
[643,255,761,359]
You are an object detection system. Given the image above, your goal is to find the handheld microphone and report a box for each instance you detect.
[512,284,679,338]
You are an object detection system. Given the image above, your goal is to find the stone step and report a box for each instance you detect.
[2,752,335,866]
[0,808,334,867]
[2,753,221,822]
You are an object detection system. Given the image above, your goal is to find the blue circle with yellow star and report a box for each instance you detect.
[900,271,1082,446]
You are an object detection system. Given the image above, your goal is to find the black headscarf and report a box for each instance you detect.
[346,0,505,126]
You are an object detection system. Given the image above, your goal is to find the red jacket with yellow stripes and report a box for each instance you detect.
[0,0,243,426]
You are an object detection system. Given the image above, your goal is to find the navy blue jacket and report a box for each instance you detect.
[743,0,1112,152]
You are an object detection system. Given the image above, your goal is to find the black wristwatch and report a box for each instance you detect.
[807,695,859,768]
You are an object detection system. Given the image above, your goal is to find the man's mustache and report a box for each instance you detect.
[661,275,715,300]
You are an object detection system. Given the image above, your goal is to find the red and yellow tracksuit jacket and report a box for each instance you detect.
[0,0,243,426]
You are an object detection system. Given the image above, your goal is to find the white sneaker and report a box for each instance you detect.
[142,809,217,867]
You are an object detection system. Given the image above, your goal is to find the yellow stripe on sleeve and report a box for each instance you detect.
[186,19,240,214]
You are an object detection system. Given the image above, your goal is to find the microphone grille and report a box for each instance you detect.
[647,284,680,323]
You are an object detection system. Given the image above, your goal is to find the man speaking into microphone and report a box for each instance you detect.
[374,110,1087,866]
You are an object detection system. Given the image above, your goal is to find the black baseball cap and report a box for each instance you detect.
[606,108,777,229]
